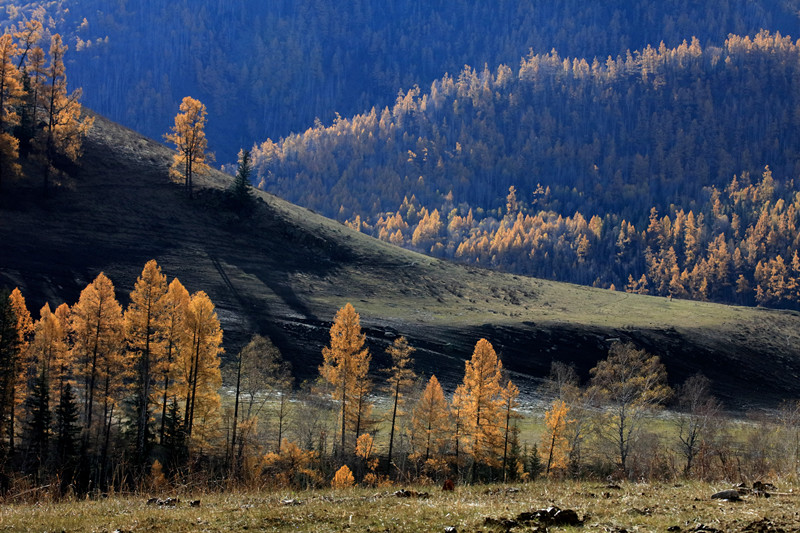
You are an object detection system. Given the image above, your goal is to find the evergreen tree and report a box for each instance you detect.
[23,367,50,477]
[53,381,79,466]
[0,289,19,459]
[230,148,253,206]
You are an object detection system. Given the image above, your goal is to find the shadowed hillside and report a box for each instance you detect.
[1,112,799,408]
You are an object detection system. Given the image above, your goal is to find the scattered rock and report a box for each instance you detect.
[444,527,457,533]
[692,525,723,533]
[516,506,583,527]
[753,481,777,492]
[189,500,201,507]
[710,489,741,501]
[393,489,429,499]
[280,499,302,506]
[146,497,180,506]
[667,527,682,532]
[442,479,455,492]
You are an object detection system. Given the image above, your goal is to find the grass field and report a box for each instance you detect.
[1,480,797,532]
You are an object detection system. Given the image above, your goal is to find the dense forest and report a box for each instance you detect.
[4,1,800,161]
[253,32,800,308]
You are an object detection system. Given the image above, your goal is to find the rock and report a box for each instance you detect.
[281,499,302,506]
[753,481,777,492]
[667,526,682,532]
[444,527,457,533]
[552,508,582,526]
[711,489,741,501]
[146,497,159,505]
[189,500,201,507]
[516,506,582,527]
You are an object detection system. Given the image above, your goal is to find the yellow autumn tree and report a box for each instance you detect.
[37,34,93,192]
[156,278,189,444]
[453,338,504,475]
[0,33,23,191]
[409,374,450,471]
[383,336,416,475]
[331,464,355,489]
[124,259,168,460]
[319,303,370,457]
[28,303,68,407]
[177,291,223,450]
[69,272,124,443]
[51,303,72,392]
[540,399,573,475]
[9,287,32,452]
[165,96,212,197]
[261,439,319,488]
[500,379,521,481]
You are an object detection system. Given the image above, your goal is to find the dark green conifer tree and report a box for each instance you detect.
[24,367,51,478]
[230,149,253,206]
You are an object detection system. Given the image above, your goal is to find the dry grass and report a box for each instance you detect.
[1,481,798,532]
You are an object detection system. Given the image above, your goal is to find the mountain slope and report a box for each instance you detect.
[7,0,800,161]
[1,113,799,407]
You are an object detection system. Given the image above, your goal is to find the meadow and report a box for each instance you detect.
[1,480,796,532]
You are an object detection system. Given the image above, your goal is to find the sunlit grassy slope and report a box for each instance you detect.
[1,111,799,407]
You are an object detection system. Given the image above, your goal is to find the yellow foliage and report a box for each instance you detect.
[331,464,355,489]
[540,399,573,475]
[261,439,319,488]
[149,459,167,491]
[319,303,371,455]
[164,96,213,194]
[355,433,374,461]
[453,338,504,467]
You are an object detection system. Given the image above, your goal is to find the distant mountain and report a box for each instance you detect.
[4,1,800,161]
[1,112,800,408]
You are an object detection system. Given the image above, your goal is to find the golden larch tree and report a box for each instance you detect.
[319,303,370,457]
[124,260,168,460]
[177,291,223,448]
[156,278,189,444]
[165,96,212,197]
[409,374,450,467]
[453,338,504,475]
[0,33,22,191]
[540,399,573,475]
[69,272,124,443]
[37,34,93,192]
[28,303,68,408]
[383,336,416,475]
[8,287,32,452]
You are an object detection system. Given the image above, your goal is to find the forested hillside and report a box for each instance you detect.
[3,1,800,161]
[253,32,800,308]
